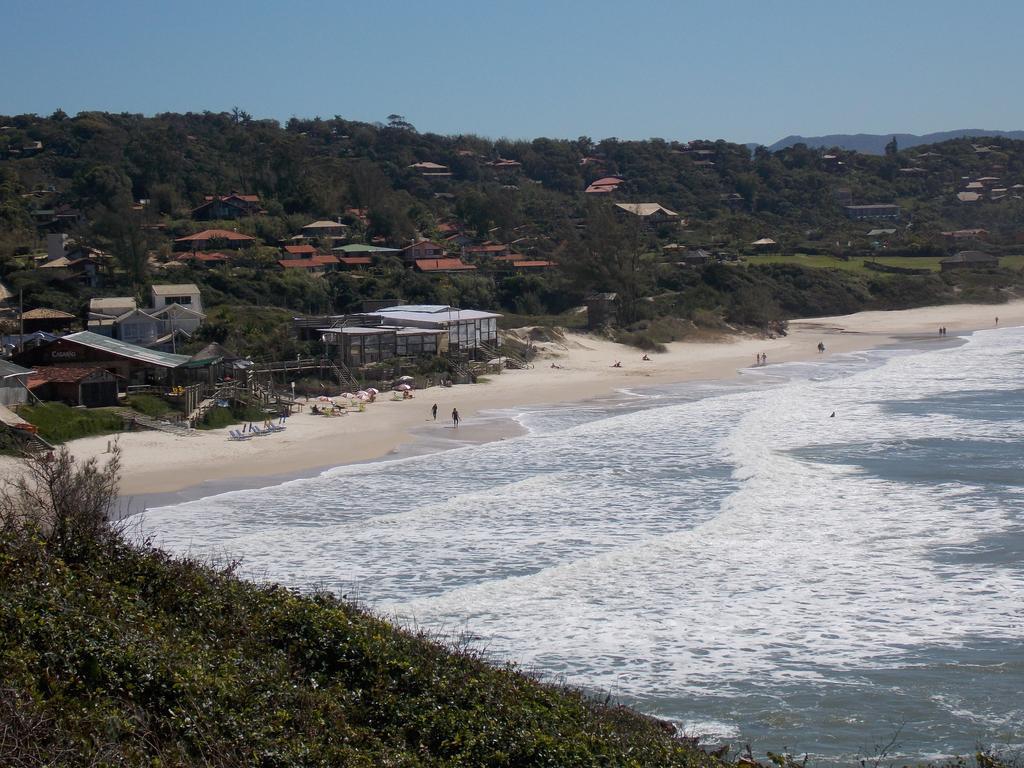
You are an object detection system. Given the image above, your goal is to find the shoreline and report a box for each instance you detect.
[5,300,1021,509]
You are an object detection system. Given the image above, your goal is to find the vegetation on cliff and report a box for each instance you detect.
[0,449,722,766]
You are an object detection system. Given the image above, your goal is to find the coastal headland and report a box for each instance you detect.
[6,300,1019,502]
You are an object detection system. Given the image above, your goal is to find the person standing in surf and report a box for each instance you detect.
[452,408,460,428]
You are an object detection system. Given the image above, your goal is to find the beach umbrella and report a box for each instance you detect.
[318,395,331,402]
[393,383,411,391]
[341,392,354,399]
[395,375,415,382]
[367,387,380,395]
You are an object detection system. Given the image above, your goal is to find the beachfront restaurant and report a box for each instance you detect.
[14,330,219,391]
[320,325,448,367]
[367,305,499,356]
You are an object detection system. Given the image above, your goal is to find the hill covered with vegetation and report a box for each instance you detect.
[0,448,726,767]
[2,110,1023,359]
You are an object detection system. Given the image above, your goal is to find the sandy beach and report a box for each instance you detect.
[4,301,1020,502]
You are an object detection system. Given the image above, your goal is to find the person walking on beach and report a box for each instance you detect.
[431,403,438,420]
[451,408,460,428]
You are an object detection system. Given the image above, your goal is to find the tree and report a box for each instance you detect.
[885,136,898,156]
[0,445,123,562]
[386,114,416,132]
[562,202,654,325]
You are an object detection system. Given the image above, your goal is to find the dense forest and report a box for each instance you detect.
[2,110,1023,355]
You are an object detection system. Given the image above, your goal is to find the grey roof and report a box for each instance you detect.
[372,307,501,323]
[614,202,679,217]
[61,331,192,368]
[189,342,234,363]
[89,296,137,314]
[333,244,401,253]
[151,283,200,296]
[324,326,394,336]
[303,220,348,229]
[0,359,33,379]
[943,251,998,263]
[152,303,206,320]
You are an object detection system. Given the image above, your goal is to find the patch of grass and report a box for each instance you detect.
[16,402,123,444]
[196,403,268,430]
[747,253,1024,276]
[615,316,702,350]
[124,393,174,419]
[745,253,867,272]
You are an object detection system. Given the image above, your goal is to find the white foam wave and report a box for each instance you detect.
[137,326,1024,756]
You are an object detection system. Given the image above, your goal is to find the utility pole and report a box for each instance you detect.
[18,288,24,354]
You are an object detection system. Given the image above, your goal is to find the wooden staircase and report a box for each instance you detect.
[329,359,360,391]
[115,409,195,437]
[479,342,533,370]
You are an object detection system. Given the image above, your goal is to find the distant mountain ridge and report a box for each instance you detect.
[765,129,1024,155]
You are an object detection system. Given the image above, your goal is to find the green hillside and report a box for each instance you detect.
[2,110,1023,356]
[0,449,722,767]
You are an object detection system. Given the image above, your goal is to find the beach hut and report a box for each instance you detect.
[27,366,119,407]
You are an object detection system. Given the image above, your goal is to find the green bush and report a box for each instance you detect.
[16,402,123,444]
[124,393,174,419]
[197,404,269,430]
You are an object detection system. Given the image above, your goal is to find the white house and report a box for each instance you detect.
[151,284,203,315]
[86,284,205,349]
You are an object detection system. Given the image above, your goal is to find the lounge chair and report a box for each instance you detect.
[228,429,251,441]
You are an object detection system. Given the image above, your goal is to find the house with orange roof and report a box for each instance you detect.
[174,229,257,250]
[408,161,451,178]
[277,254,339,274]
[463,243,513,259]
[414,258,477,274]
[282,244,319,258]
[191,193,263,221]
[401,239,446,264]
[585,176,624,194]
[494,259,556,273]
[336,256,372,270]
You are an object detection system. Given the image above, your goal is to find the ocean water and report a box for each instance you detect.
[139,327,1024,763]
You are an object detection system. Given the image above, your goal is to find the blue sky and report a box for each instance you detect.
[3,0,1022,145]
